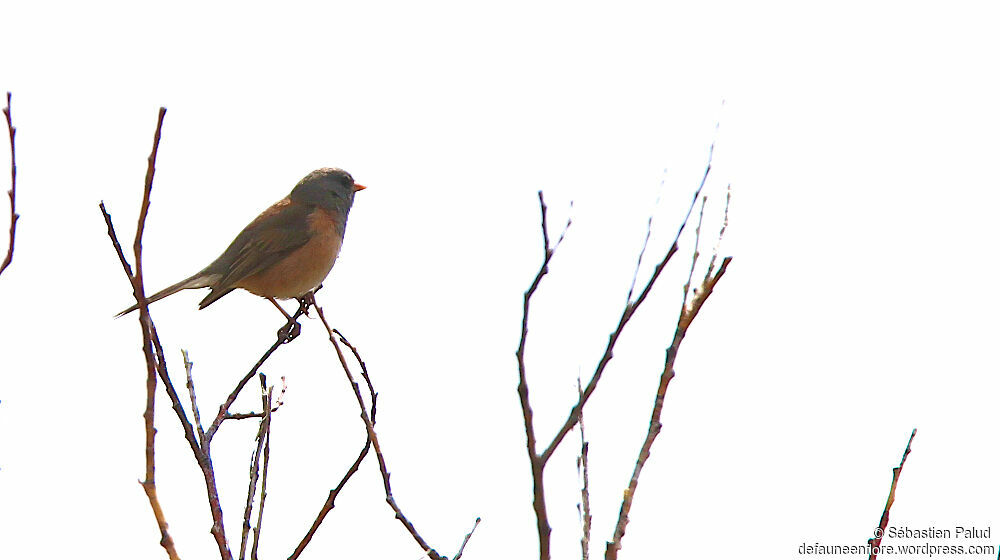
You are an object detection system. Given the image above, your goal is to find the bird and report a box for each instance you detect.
[117,167,365,318]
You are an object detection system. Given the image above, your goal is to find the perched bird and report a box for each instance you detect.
[117,167,365,317]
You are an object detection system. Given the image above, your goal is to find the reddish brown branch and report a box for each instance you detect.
[605,191,732,560]
[135,109,180,560]
[604,197,732,557]
[100,108,181,560]
[133,107,166,292]
[516,191,573,560]
[2,92,18,278]
[517,141,723,560]
[289,333,377,559]
[605,256,732,560]
[542,151,712,465]
[867,429,917,560]
[148,321,231,558]
[289,434,372,559]
[103,108,234,560]
[517,182,701,559]
[206,298,312,443]
[313,305,448,560]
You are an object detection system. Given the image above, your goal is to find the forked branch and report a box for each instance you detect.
[517,141,730,560]
[101,107,184,560]
[605,182,731,560]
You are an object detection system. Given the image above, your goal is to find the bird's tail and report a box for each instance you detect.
[115,272,214,317]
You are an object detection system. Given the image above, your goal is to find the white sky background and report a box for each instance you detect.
[2,2,1000,558]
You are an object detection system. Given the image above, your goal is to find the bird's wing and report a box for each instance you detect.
[208,198,315,291]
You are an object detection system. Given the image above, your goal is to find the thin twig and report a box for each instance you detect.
[867,429,917,560]
[103,107,233,560]
[1,92,17,278]
[683,196,708,304]
[705,184,731,280]
[250,386,274,560]
[289,437,372,559]
[183,349,206,444]
[542,143,715,465]
[206,298,311,443]
[314,305,445,560]
[604,135,729,560]
[577,378,591,560]
[227,377,287,420]
[515,191,572,560]
[624,214,653,304]
[605,256,732,560]
[225,409,277,420]
[452,517,482,560]
[134,108,180,560]
[149,303,231,559]
[132,108,165,299]
[241,375,270,560]
[515,141,721,560]
[101,108,181,560]
[289,335,376,559]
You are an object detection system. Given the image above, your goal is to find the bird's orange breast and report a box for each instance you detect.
[237,208,344,298]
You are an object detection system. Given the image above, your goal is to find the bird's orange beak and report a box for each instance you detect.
[354,183,367,192]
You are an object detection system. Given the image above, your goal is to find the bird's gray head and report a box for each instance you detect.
[290,167,366,213]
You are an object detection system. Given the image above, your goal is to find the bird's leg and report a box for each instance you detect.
[269,297,302,342]
[294,288,319,317]
[267,297,293,321]
[302,290,317,310]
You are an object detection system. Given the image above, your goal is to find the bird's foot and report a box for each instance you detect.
[297,291,319,317]
[277,321,302,343]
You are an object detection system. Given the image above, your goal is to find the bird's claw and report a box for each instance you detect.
[297,291,318,317]
[277,321,301,343]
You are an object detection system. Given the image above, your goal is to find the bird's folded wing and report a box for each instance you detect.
[211,199,314,290]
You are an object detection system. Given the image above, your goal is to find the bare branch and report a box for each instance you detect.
[704,184,731,280]
[226,376,287,420]
[624,214,654,305]
[183,349,206,444]
[577,378,591,560]
[241,375,270,560]
[867,429,917,560]
[605,256,732,560]
[289,433,372,560]
[250,384,274,560]
[103,108,234,560]
[99,203,134,278]
[132,107,166,306]
[515,191,572,560]
[314,305,446,560]
[150,320,233,558]
[289,331,377,559]
[206,297,312,443]
[541,153,710,465]
[1,92,17,278]
[514,139,726,560]
[133,108,181,560]
[682,195,708,306]
[452,517,482,560]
